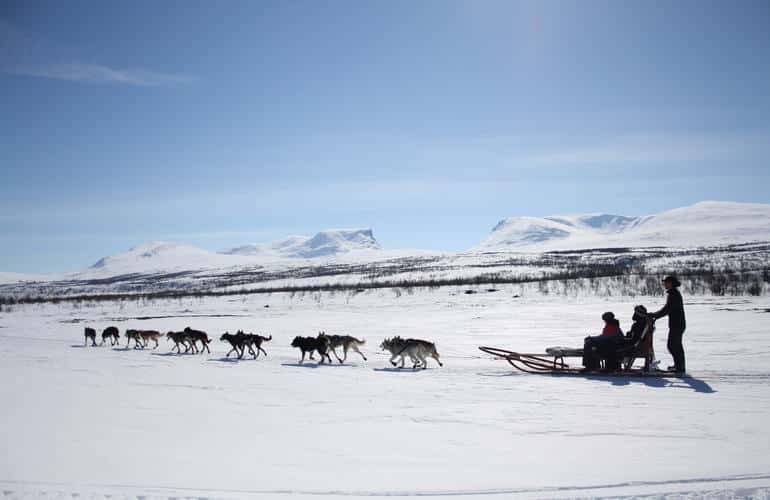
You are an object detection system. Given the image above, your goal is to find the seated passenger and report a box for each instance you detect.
[625,305,648,345]
[582,311,624,371]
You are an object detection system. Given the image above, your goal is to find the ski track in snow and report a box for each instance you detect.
[1,290,770,499]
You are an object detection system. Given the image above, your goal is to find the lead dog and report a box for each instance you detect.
[84,327,97,347]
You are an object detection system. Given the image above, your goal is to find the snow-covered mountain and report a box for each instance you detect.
[221,228,381,258]
[71,229,382,278]
[83,241,246,276]
[475,201,770,251]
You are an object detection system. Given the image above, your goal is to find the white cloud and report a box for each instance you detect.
[7,62,192,87]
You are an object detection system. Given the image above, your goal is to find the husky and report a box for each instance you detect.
[125,329,145,349]
[184,327,211,354]
[291,333,332,364]
[167,330,193,353]
[322,331,366,363]
[380,336,419,368]
[137,330,162,349]
[84,327,97,347]
[380,336,443,369]
[221,331,248,358]
[243,333,272,358]
[100,326,120,346]
[399,338,443,369]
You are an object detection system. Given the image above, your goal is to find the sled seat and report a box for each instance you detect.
[544,346,583,370]
[545,346,583,357]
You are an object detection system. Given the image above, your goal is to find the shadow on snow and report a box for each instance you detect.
[281,362,354,369]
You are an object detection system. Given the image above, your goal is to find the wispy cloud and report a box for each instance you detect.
[7,62,192,87]
[527,132,770,167]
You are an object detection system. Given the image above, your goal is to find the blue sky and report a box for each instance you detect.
[2,0,769,273]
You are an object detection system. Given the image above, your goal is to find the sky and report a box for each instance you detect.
[1,0,770,274]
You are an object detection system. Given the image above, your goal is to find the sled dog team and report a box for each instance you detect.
[83,326,442,369]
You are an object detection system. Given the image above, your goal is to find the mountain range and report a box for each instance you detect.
[3,201,770,282]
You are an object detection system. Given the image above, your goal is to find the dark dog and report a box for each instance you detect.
[125,329,145,349]
[166,330,192,353]
[291,333,332,364]
[220,331,248,358]
[243,333,272,359]
[84,327,97,346]
[100,326,120,346]
[184,327,211,354]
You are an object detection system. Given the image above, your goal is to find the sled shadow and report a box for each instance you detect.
[476,370,520,378]
[583,374,716,393]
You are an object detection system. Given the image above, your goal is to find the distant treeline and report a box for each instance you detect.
[1,265,768,309]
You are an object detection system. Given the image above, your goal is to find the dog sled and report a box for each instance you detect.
[479,316,683,377]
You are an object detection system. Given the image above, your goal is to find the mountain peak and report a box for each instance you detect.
[220,228,380,258]
[475,201,770,252]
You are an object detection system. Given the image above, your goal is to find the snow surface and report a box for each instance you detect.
[476,201,770,252]
[1,288,769,499]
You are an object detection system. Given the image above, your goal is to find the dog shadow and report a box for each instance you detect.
[151,351,189,357]
[210,357,243,363]
[373,367,432,373]
[281,362,353,369]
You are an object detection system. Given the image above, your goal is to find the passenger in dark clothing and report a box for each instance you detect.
[651,276,686,373]
[625,305,648,345]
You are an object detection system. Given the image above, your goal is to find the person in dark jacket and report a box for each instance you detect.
[651,275,686,373]
[625,305,648,345]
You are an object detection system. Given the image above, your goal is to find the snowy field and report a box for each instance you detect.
[1,288,770,499]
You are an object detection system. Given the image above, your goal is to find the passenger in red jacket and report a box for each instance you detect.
[599,311,622,337]
[582,311,624,371]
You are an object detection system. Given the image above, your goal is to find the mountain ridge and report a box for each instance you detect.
[475,201,770,252]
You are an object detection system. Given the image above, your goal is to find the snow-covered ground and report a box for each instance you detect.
[1,288,770,499]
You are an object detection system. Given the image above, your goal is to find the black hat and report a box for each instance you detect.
[633,304,647,315]
[601,311,615,321]
[662,275,682,287]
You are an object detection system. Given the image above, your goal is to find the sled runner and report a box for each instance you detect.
[479,316,683,377]
[478,345,682,377]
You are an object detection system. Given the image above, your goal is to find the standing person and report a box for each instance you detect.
[652,276,686,373]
